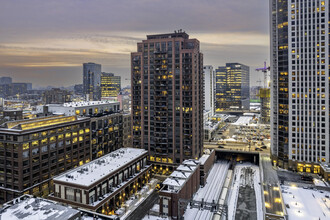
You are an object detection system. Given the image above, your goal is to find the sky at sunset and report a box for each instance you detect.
[0,0,269,88]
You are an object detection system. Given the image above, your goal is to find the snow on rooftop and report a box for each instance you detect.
[161,160,198,192]
[198,154,210,165]
[162,178,186,187]
[182,159,199,166]
[0,196,79,220]
[54,148,147,187]
[281,185,330,220]
[62,101,118,108]
[232,116,253,125]
[176,164,198,173]
[170,171,192,179]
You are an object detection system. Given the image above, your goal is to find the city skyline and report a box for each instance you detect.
[0,0,268,87]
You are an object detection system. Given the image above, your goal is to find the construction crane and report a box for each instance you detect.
[255,61,270,88]
[256,62,271,124]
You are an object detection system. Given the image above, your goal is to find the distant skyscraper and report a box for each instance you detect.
[74,84,84,95]
[83,62,102,101]
[215,63,250,112]
[131,31,204,165]
[271,0,329,171]
[101,72,121,98]
[42,88,72,104]
[203,65,215,116]
[0,77,12,85]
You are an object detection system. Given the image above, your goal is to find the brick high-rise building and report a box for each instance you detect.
[131,31,204,166]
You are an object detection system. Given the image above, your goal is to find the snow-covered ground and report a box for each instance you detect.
[313,178,327,187]
[142,216,168,220]
[227,163,263,220]
[194,161,229,203]
[231,116,253,125]
[281,185,330,220]
[183,161,230,220]
[183,208,213,220]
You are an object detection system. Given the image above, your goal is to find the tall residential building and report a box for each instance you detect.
[101,72,121,98]
[215,63,250,112]
[131,31,204,166]
[203,65,215,116]
[83,62,102,101]
[271,0,329,172]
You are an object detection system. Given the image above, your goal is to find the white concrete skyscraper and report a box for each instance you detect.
[271,0,329,173]
[203,65,215,116]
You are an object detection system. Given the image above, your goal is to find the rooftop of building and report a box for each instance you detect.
[176,163,199,173]
[59,101,118,108]
[54,148,148,187]
[1,115,82,131]
[161,159,199,193]
[146,30,189,40]
[162,177,186,188]
[169,170,193,179]
[231,116,253,126]
[204,120,221,131]
[0,195,80,220]
[198,154,211,165]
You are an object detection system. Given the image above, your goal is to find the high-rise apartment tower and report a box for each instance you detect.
[271,0,329,172]
[131,31,204,166]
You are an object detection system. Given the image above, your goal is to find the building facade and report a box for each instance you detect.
[0,115,91,204]
[271,0,330,173]
[101,73,121,98]
[131,31,204,166]
[89,112,123,160]
[42,88,72,104]
[203,65,215,116]
[83,63,102,101]
[215,63,250,112]
[159,160,200,218]
[123,114,132,148]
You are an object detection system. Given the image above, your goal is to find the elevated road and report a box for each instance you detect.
[260,153,287,220]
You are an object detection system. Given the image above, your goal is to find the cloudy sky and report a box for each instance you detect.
[0,0,269,88]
